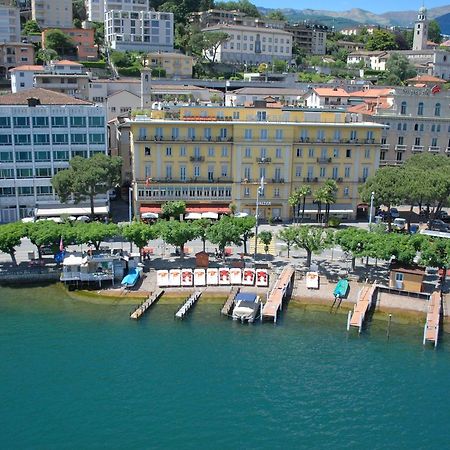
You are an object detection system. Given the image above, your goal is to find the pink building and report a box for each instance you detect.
[42,28,97,61]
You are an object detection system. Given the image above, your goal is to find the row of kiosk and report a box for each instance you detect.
[157,268,269,287]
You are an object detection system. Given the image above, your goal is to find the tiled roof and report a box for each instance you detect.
[231,87,305,95]
[55,59,83,65]
[0,88,92,106]
[350,88,394,98]
[313,87,349,97]
[406,74,445,83]
[9,65,45,72]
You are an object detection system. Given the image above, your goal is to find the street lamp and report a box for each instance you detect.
[128,186,133,224]
[253,177,264,260]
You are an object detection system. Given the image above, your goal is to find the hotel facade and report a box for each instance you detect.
[128,106,383,221]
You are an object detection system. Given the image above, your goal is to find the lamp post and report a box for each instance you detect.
[253,177,264,260]
[128,186,133,224]
[368,191,375,230]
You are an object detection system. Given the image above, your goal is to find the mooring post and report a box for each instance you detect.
[387,314,392,340]
[346,310,352,331]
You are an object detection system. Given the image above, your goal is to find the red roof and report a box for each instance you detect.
[140,204,230,214]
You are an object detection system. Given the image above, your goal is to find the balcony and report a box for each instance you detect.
[380,144,390,150]
[380,160,404,167]
[316,157,332,164]
[358,177,368,183]
[395,144,407,151]
[256,157,272,164]
[137,177,232,184]
[271,178,285,183]
[190,156,205,162]
[411,145,424,152]
[428,146,440,153]
[303,177,319,183]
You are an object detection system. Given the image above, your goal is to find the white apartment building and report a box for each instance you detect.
[85,0,149,23]
[105,10,174,52]
[10,65,46,92]
[203,24,292,64]
[0,88,108,223]
[32,0,73,28]
[0,5,20,43]
[347,51,389,71]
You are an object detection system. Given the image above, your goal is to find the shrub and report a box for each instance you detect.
[81,60,107,69]
[117,66,141,77]
[327,216,342,228]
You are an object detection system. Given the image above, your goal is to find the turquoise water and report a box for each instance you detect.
[1,285,449,449]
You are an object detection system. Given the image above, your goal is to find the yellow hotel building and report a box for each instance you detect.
[128,105,384,220]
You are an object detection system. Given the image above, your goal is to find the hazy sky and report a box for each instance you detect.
[255,1,449,14]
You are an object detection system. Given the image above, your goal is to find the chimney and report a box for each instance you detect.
[27,97,40,107]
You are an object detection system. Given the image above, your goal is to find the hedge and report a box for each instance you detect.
[81,60,107,69]
[117,66,141,77]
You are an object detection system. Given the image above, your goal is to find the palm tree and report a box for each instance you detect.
[314,188,327,224]
[322,180,338,224]
[288,191,300,224]
[297,185,311,223]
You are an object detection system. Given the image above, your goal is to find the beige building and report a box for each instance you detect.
[145,52,193,79]
[202,24,292,64]
[0,43,34,78]
[32,0,73,28]
[108,115,132,186]
[0,4,21,43]
[106,89,140,121]
[284,23,328,55]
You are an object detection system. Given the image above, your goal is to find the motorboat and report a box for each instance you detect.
[232,292,261,323]
[121,267,143,288]
[333,279,349,299]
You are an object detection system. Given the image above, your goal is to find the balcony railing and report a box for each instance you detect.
[380,144,390,150]
[380,160,404,166]
[296,137,377,145]
[395,144,407,151]
[271,178,285,183]
[411,145,424,152]
[137,177,232,184]
[190,156,205,162]
[303,177,319,182]
[135,135,233,143]
[428,146,440,153]
[358,177,368,183]
[256,157,272,164]
[316,157,332,163]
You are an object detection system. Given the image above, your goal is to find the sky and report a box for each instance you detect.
[254,1,450,14]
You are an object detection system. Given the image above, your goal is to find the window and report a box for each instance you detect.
[71,134,87,144]
[70,117,86,127]
[194,166,200,177]
[208,147,214,157]
[33,134,50,145]
[431,137,438,147]
[364,148,370,159]
[400,101,407,115]
[37,186,53,196]
[244,187,250,197]
[14,135,31,145]
[362,167,369,179]
[295,166,302,177]
[17,168,33,178]
[276,148,282,158]
[415,137,421,146]
[166,147,172,156]
[18,186,33,196]
[346,149,351,158]
[221,165,228,177]
[260,129,268,140]
[380,151,386,161]
[13,117,29,128]
[398,136,404,145]
[244,129,252,140]
[180,146,186,156]
[35,151,51,161]
[144,147,151,156]
[414,123,419,131]
[244,167,251,179]
[435,103,441,117]
[308,148,314,158]
[0,187,15,196]
[350,130,357,141]
[245,147,251,158]
[165,165,172,179]
[204,128,211,140]
[88,116,104,127]
[180,166,186,181]
[72,150,88,158]
[396,151,403,162]
[0,135,11,145]
[257,111,267,121]
[274,167,281,181]
[32,117,49,128]
[0,117,10,128]
[89,134,105,144]
[274,188,280,197]
[172,127,179,139]
[333,148,339,158]
[51,117,67,127]
[332,167,338,179]
[260,148,267,158]
[296,148,302,157]
[221,147,228,157]
[344,166,351,178]
[319,167,326,177]
[275,129,283,140]
[53,151,69,161]
[207,166,214,181]
[52,134,68,144]
[343,187,349,197]
[188,127,195,140]
[418,102,424,115]
[36,167,52,177]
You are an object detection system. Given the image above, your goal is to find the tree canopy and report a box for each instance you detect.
[366,30,398,51]
[44,29,77,56]
[120,222,157,252]
[51,155,122,218]
[206,216,242,254]
[215,0,260,17]
[161,201,186,220]
[23,20,41,35]
[428,20,443,44]
[292,226,333,267]
[155,220,197,256]
[0,222,25,265]
[384,53,417,83]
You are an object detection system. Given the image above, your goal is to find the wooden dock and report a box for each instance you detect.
[347,283,377,333]
[221,287,240,316]
[262,266,295,323]
[175,291,202,320]
[130,289,164,320]
[423,291,441,347]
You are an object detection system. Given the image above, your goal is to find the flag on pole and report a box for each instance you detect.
[59,236,64,252]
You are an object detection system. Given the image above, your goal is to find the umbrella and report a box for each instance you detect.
[234,212,248,218]
[141,212,159,219]
[77,215,90,222]
[185,212,202,220]
[201,212,218,220]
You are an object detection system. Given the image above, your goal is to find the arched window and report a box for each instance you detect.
[400,101,407,115]
[417,102,424,115]
[414,123,419,131]
[435,103,441,116]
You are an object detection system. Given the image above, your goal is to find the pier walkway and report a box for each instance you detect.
[175,291,202,319]
[423,291,441,347]
[130,289,164,320]
[347,283,377,333]
[262,266,295,323]
[221,287,240,316]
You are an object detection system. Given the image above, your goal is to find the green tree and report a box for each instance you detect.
[92,21,105,56]
[272,59,287,73]
[26,220,64,258]
[266,10,286,21]
[235,216,256,254]
[44,29,76,56]
[121,222,157,255]
[73,18,82,29]
[420,237,450,273]
[72,0,87,21]
[288,190,301,224]
[293,226,333,267]
[36,48,58,64]
[23,20,41,35]
[366,29,398,51]
[385,53,417,82]
[277,226,298,257]
[161,201,186,220]
[215,0,260,17]
[51,155,122,218]
[323,179,338,224]
[206,216,242,255]
[74,222,119,250]
[156,220,197,256]
[0,222,25,265]
[314,187,328,224]
[192,218,212,252]
[335,227,369,271]
[191,31,229,63]
[428,20,443,44]
[258,230,272,257]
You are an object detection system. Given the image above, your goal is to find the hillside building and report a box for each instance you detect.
[31,0,73,28]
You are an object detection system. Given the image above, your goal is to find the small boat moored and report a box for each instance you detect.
[121,267,143,288]
[333,278,349,299]
[232,292,261,323]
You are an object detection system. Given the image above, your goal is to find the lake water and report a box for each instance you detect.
[0,284,449,449]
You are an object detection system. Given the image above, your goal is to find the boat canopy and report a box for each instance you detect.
[235,292,257,302]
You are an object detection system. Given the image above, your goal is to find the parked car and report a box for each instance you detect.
[389,208,400,219]
[429,219,450,232]
[393,218,406,231]
[436,211,450,222]
[409,224,419,234]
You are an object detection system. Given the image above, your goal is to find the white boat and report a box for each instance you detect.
[232,292,261,323]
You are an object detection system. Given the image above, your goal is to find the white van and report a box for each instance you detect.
[393,218,406,231]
